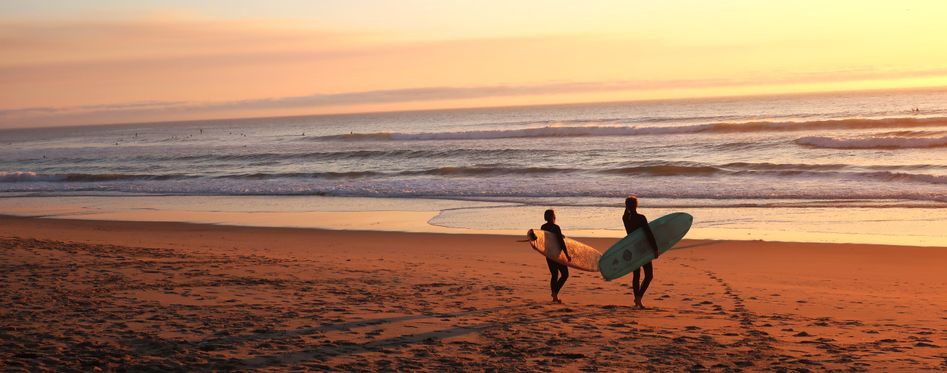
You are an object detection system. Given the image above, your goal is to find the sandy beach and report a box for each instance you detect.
[1,215,945,371]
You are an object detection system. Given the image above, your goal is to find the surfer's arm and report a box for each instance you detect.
[643,224,660,258]
[555,227,572,261]
[559,235,572,261]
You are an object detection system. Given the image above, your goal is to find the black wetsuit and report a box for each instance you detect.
[541,222,569,296]
[623,210,658,299]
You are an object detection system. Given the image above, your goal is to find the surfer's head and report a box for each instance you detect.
[625,195,638,210]
[544,209,556,223]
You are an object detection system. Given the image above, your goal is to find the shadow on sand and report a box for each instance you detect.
[197,304,632,369]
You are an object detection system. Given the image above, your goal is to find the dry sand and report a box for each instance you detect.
[1,215,945,371]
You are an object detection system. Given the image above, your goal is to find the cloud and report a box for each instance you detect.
[0,18,364,67]
[2,79,731,116]
[3,16,947,128]
[0,82,637,120]
[0,81,674,127]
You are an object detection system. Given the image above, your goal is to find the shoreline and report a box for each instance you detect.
[3,194,947,247]
[2,213,946,251]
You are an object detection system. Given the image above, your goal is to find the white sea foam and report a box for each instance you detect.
[2,168,945,202]
[4,161,945,185]
[0,171,61,182]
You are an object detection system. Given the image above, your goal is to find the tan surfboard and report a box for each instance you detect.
[526,229,602,272]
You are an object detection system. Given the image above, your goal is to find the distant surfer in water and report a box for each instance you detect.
[542,209,571,303]
[623,196,659,309]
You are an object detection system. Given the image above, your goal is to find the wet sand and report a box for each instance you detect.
[1,215,945,371]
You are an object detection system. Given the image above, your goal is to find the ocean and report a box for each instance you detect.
[2,89,946,245]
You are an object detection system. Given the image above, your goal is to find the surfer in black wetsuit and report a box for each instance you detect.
[542,209,572,303]
[623,196,660,309]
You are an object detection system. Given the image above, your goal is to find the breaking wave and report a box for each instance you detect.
[4,161,944,185]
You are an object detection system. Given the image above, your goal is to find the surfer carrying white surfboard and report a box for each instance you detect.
[622,196,660,309]
[541,209,572,303]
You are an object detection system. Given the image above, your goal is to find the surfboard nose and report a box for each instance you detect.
[526,229,537,241]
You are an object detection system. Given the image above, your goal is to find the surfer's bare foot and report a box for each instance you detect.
[634,297,645,309]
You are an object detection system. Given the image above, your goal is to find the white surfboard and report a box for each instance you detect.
[526,229,602,272]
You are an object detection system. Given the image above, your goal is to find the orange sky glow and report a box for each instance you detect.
[2,1,947,128]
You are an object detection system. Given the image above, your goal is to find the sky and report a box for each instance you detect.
[2,0,947,128]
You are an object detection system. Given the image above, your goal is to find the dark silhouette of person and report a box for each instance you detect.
[541,209,571,303]
[622,196,659,309]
